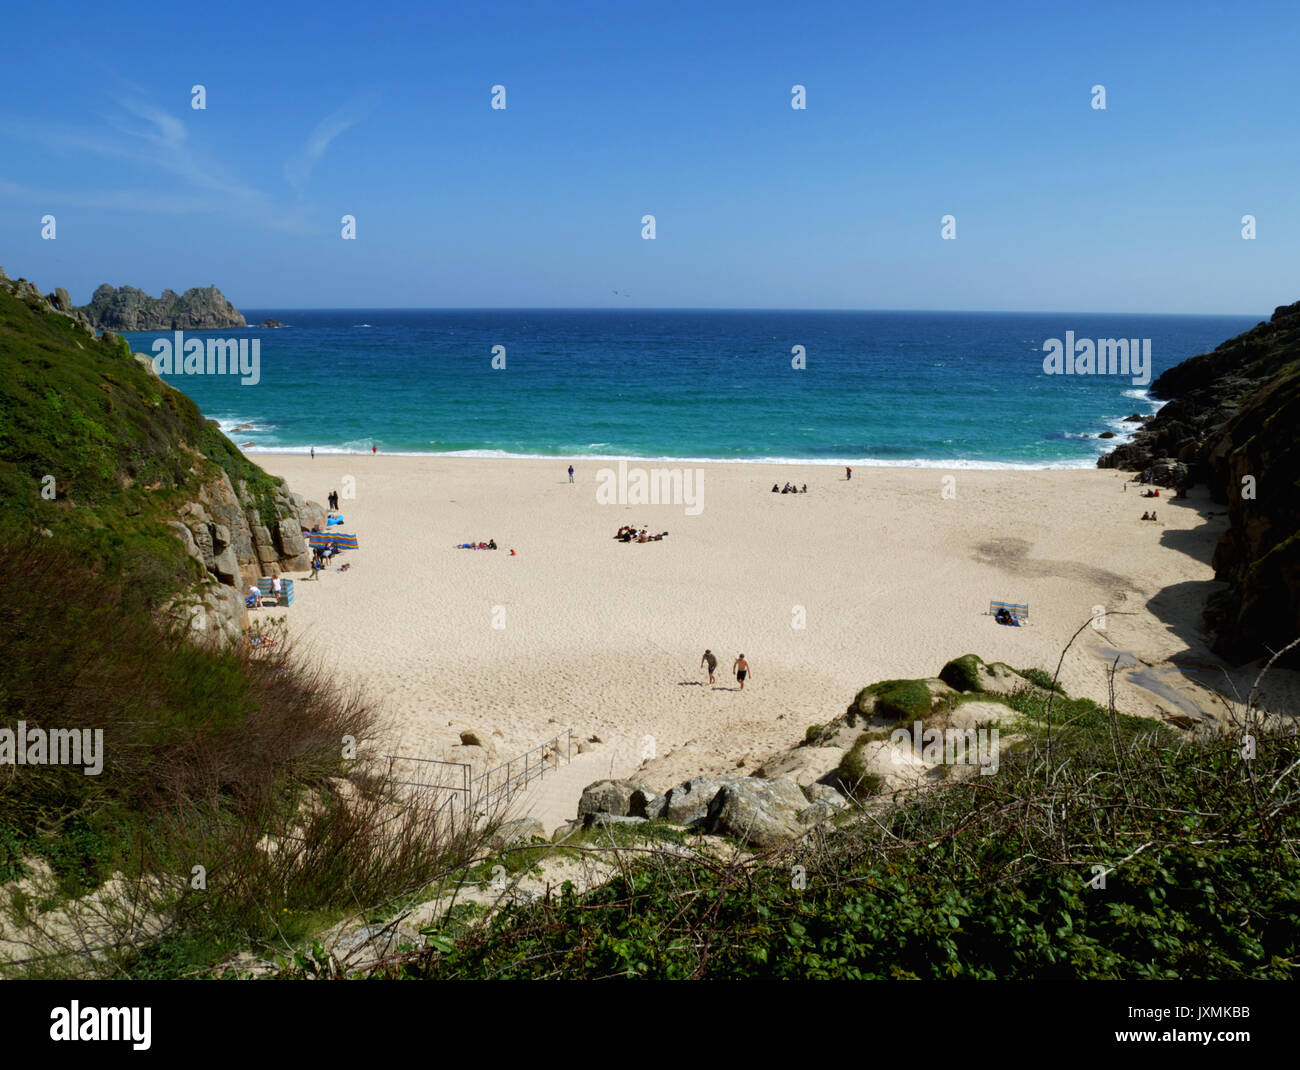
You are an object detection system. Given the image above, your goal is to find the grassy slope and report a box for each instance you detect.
[0,284,283,607]
[0,284,484,977]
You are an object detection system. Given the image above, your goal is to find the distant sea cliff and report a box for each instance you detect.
[76,283,246,331]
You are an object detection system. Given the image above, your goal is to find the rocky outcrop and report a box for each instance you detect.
[173,472,321,587]
[260,318,285,328]
[574,772,831,847]
[0,268,99,339]
[165,470,324,642]
[77,283,246,330]
[1099,301,1300,663]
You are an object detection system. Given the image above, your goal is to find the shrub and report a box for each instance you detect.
[1016,666,1063,693]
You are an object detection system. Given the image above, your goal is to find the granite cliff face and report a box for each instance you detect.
[78,283,246,331]
[166,467,324,645]
[1099,301,1300,663]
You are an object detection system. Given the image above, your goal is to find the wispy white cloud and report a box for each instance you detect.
[0,89,378,234]
[284,92,379,190]
[0,176,213,214]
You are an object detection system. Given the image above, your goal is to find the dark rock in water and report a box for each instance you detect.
[1098,431,1117,439]
[76,283,246,330]
[1123,413,1147,423]
[1100,300,1300,664]
[260,318,285,328]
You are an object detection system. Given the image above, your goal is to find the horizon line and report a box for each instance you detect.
[225,305,1271,318]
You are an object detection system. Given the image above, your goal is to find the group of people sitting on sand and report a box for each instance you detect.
[1140,511,1159,522]
[772,483,808,494]
[994,606,1021,627]
[614,525,668,543]
[456,539,498,549]
[1140,488,1160,498]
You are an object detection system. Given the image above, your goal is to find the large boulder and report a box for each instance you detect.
[705,778,807,848]
[490,817,544,848]
[660,776,728,825]
[577,779,641,818]
[629,787,664,819]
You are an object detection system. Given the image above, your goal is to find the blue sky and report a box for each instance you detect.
[1,0,1295,313]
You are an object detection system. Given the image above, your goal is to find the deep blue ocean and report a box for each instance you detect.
[126,309,1258,468]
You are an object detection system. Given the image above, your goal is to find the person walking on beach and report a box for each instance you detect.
[271,575,282,602]
[568,464,575,484]
[311,446,315,460]
[372,444,377,455]
[733,654,751,691]
[845,466,852,480]
[701,648,718,685]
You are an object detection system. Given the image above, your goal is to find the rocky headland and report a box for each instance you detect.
[1099,301,1300,663]
[77,282,246,331]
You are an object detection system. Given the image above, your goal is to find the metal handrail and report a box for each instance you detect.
[383,729,573,825]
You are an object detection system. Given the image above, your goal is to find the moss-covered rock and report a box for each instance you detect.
[869,679,933,722]
[939,654,987,692]
[836,734,885,799]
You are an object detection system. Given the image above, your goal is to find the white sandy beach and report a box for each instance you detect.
[254,455,1263,831]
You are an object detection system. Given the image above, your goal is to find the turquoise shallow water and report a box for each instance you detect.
[126,309,1257,468]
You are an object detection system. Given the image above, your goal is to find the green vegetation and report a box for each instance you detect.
[857,678,933,722]
[0,281,491,977]
[389,679,1295,979]
[1016,666,1064,693]
[836,734,886,799]
[0,283,286,607]
[0,539,486,977]
[938,654,986,692]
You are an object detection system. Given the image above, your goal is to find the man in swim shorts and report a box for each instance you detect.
[733,654,751,690]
